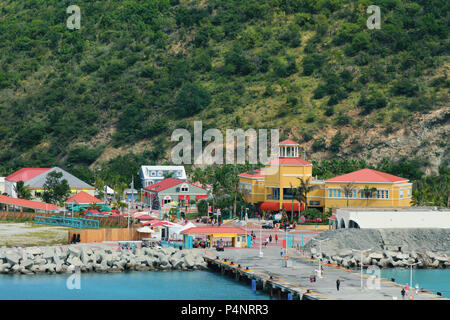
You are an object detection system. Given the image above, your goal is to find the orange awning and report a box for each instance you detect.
[283,202,305,212]
[259,202,280,211]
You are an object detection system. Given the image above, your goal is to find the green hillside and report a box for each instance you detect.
[0,0,448,186]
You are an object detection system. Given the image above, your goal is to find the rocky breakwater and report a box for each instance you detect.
[309,247,450,269]
[304,228,450,269]
[0,245,208,274]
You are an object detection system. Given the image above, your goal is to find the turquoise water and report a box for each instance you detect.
[377,269,450,298]
[0,270,270,300]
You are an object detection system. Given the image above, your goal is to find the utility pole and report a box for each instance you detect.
[352,248,372,291]
[312,238,329,278]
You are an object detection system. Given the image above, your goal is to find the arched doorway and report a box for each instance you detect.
[348,220,360,228]
[340,218,346,229]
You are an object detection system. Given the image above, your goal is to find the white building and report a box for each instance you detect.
[335,207,450,229]
[0,177,5,194]
[139,165,186,188]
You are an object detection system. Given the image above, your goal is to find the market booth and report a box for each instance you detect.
[181,226,249,248]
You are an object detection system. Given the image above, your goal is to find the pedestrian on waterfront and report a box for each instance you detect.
[275,234,278,243]
[269,235,272,243]
[321,265,324,276]
[336,279,341,291]
[401,288,406,299]
[280,248,283,257]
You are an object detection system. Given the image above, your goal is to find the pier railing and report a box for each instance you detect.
[35,216,100,229]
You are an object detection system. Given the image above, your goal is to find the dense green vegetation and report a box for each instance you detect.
[0,0,448,206]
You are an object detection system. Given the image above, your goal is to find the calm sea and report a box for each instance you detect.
[378,269,450,298]
[0,270,270,300]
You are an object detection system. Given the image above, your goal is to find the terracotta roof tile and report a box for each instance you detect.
[325,169,408,183]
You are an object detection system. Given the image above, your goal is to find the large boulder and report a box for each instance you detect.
[159,255,169,267]
[368,253,383,260]
[20,260,34,269]
[68,247,81,257]
[5,253,20,265]
[338,249,353,257]
[42,248,54,259]
[183,255,195,268]
[28,248,42,256]
[383,251,397,258]
[395,253,409,260]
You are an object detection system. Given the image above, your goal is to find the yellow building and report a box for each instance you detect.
[238,139,412,213]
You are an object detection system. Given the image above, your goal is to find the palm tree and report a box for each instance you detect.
[14,181,32,200]
[288,183,300,223]
[295,177,319,212]
[341,183,357,207]
[362,185,377,206]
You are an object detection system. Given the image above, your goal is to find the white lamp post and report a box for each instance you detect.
[406,260,421,291]
[259,224,263,257]
[312,238,329,277]
[351,248,372,291]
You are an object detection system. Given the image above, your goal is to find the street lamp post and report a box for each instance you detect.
[406,260,421,291]
[259,223,263,257]
[351,248,372,291]
[312,238,329,277]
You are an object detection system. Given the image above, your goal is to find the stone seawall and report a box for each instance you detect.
[0,245,207,274]
[303,228,450,269]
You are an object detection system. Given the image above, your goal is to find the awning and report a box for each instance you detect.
[196,195,207,200]
[179,195,190,200]
[329,215,337,220]
[259,202,280,211]
[283,202,305,212]
[137,226,155,233]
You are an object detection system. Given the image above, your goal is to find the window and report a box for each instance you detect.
[376,190,389,199]
[151,171,156,177]
[407,188,411,197]
[177,170,182,177]
[163,199,172,204]
[158,170,163,177]
[328,188,342,198]
[399,189,403,199]
[181,184,188,192]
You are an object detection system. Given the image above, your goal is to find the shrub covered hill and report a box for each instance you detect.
[0,0,448,184]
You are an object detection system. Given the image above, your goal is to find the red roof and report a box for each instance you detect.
[265,157,312,166]
[325,169,408,183]
[0,195,61,211]
[5,168,51,182]
[181,226,247,234]
[279,139,300,145]
[144,178,185,192]
[239,169,265,178]
[65,191,104,204]
[144,178,207,193]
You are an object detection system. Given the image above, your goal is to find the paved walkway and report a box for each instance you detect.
[207,246,447,300]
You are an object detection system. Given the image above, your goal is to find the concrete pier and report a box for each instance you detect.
[204,247,447,300]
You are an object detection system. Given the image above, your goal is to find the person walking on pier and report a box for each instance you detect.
[401,288,406,299]
[336,279,341,291]
[275,234,278,244]
[269,235,272,243]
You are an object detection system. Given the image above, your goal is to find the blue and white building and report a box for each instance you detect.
[139,165,187,188]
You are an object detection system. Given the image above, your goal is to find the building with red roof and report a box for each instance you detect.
[239,139,412,213]
[0,194,62,213]
[181,226,249,248]
[141,178,208,212]
[4,167,95,201]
